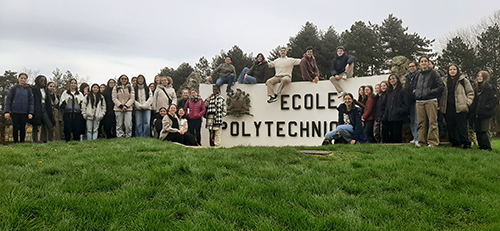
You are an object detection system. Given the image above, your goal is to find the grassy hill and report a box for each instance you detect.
[1,139,500,230]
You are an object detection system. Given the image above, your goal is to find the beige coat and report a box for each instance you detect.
[112,84,135,111]
[134,85,153,110]
[81,94,106,121]
[152,85,177,112]
[159,113,181,140]
[439,75,474,114]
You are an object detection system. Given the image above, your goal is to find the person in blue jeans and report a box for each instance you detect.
[207,57,236,93]
[323,93,367,145]
[238,53,268,84]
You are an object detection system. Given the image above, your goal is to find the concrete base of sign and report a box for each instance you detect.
[199,75,389,147]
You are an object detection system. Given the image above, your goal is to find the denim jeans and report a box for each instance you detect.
[409,102,418,142]
[135,110,151,137]
[216,74,236,90]
[238,67,258,84]
[86,119,99,140]
[325,125,354,142]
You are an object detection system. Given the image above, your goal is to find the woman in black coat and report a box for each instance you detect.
[101,78,117,138]
[469,71,498,151]
[383,74,407,143]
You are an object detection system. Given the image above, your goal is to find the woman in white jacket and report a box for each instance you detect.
[82,84,106,140]
[134,75,153,137]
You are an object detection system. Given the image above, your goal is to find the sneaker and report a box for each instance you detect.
[337,91,345,99]
[427,144,434,147]
[340,73,347,80]
[409,140,417,144]
[415,143,421,147]
[267,94,278,103]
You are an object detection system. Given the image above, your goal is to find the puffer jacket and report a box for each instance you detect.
[134,84,153,110]
[4,84,34,114]
[414,69,444,100]
[82,94,106,121]
[112,84,135,111]
[152,84,177,112]
[60,90,84,113]
[159,113,181,140]
[184,96,206,120]
[439,75,474,114]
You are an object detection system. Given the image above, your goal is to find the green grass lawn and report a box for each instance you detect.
[1,139,500,230]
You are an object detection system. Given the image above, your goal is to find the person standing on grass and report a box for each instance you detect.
[82,84,106,140]
[134,75,153,137]
[374,81,389,143]
[60,78,85,141]
[112,74,135,138]
[266,47,302,103]
[47,82,63,140]
[469,71,498,151]
[300,46,320,83]
[329,46,356,98]
[414,56,445,147]
[4,73,34,143]
[323,93,367,145]
[383,74,407,144]
[185,89,206,145]
[205,85,226,147]
[362,85,377,143]
[439,65,474,149]
[152,76,177,115]
[238,53,268,84]
[30,75,55,143]
[405,61,420,144]
[101,79,116,139]
[207,57,237,93]
[159,104,198,146]
[79,82,89,140]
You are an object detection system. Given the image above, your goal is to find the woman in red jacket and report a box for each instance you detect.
[362,85,377,143]
[184,89,206,145]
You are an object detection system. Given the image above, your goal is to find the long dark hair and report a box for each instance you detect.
[134,74,150,101]
[87,83,103,108]
[255,53,266,64]
[79,82,89,95]
[446,64,461,88]
[365,85,375,97]
[387,74,402,92]
[34,75,47,89]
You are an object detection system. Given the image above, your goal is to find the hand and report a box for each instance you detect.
[350,140,356,144]
[84,116,87,120]
[4,113,10,119]
[153,119,157,123]
[207,76,212,81]
[28,114,33,119]
[122,107,127,112]
[335,75,340,80]
[345,64,350,72]
[179,130,185,135]
[244,74,248,79]
[313,77,319,83]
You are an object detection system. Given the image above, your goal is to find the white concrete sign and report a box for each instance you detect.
[199,75,389,147]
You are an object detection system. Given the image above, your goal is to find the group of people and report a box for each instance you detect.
[323,57,498,151]
[4,73,228,147]
[4,46,498,150]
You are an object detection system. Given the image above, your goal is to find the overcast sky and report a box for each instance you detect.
[1,0,499,84]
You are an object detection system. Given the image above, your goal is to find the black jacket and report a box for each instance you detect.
[470,82,498,120]
[337,103,367,143]
[374,93,387,121]
[29,87,56,126]
[247,61,268,83]
[405,71,419,104]
[384,88,408,122]
[414,69,444,100]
